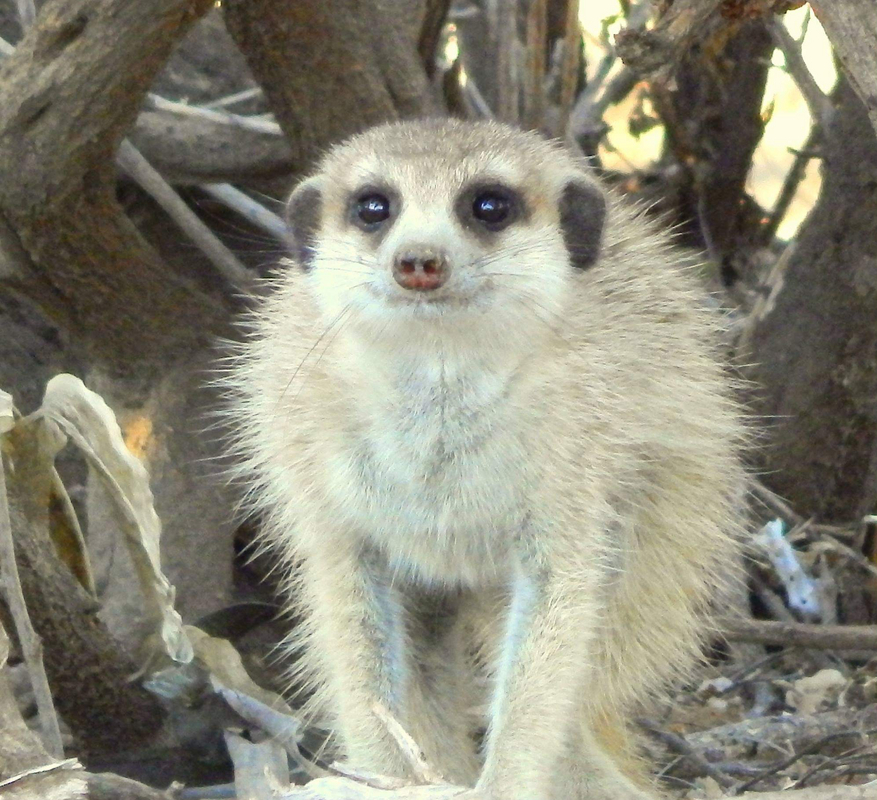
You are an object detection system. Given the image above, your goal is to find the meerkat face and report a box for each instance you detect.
[284,119,606,352]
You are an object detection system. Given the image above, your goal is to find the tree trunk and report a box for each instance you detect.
[223,0,442,172]
[653,19,772,264]
[748,80,877,522]
[0,0,224,378]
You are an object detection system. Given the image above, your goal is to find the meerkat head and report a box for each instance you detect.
[285,119,606,354]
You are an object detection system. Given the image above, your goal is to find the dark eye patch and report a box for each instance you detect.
[559,180,606,270]
[455,182,524,234]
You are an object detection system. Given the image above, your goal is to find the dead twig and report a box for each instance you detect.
[760,127,821,244]
[816,533,877,581]
[203,86,264,110]
[769,21,833,130]
[200,183,294,249]
[722,618,877,651]
[639,718,737,789]
[732,727,877,793]
[0,431,64,758]
[16,0,36,28]
[0,758,82,791]
[567,61,638,155]
[145,93,283,136]
[749,481,803,525]
[116,140,252,289]
[792,747,877,789]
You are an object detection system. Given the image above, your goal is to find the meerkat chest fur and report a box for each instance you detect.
[328,339,548,586]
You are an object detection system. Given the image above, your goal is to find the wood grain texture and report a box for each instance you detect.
[0,0,223,375]
[812,0,877,138]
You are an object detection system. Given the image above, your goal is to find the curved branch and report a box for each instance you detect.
[0,0,223,375]
[129,108,295,185]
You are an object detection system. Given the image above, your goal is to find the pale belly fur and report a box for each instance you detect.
[325,365,535,588]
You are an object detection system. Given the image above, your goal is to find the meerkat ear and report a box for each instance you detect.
[286,177,324,271]
[559,179,607,270]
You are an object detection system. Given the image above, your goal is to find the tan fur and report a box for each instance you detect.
[224,119,746,800]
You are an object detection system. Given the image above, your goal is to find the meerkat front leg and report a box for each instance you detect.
[402,592,483,785]
[298,537,414,778]
[475,527,610,800]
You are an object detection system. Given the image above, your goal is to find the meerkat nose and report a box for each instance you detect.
[393,248,449,291]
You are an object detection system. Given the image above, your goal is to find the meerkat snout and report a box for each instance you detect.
[392,247,449,291]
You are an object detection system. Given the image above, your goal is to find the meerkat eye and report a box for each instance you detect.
[458,184,522,233]
[472,190,512,225]
[354,192,391,228]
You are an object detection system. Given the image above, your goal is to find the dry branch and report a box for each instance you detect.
[488,0,520,124]
[203,87,264,110]
[116,140,251,289]
[687,703,877,764]
[745,788,876,800]
[144,94,282,136]
[615,0,721,78]
[722,618,877,651]
[4,415,165,752]
[0,626,86,799]
[769,21,833,128]
[0,0,223,375]
[200,183,293,249]
[129,108,295,184]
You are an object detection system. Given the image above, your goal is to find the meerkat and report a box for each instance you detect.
[225,118,746,800]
